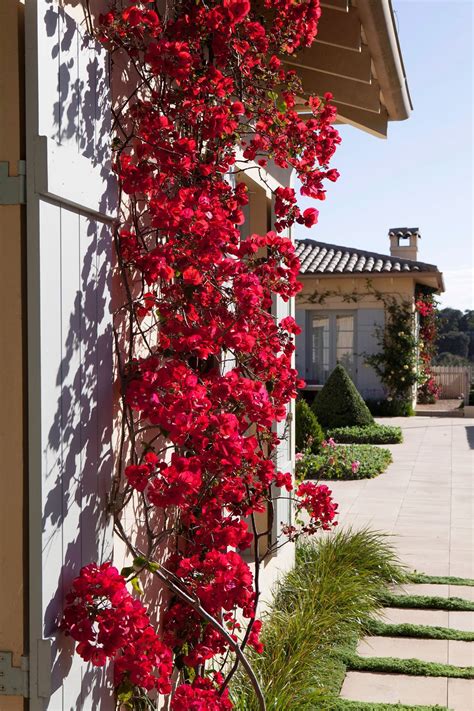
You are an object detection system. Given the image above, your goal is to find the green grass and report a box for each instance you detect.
[332,701,448,710]
[380,591,474,611]
[345,654,473,679]
[303,444,393,480]
[407,572,474,587]
[366,618,474,642]
[230,528,405,710]
[326,424,403,445]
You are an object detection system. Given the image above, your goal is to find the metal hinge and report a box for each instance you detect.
[0,161,26,204]
[0,651,29,697]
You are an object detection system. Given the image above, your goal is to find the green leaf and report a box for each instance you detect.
[120,566,135,578]
[130,576,143,595]
[133,555,148,569]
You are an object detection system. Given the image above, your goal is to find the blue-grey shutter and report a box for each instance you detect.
[26,2,116,707]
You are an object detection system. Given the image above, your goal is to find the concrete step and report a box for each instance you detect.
[357,635,474,666]
[340,671,473,710]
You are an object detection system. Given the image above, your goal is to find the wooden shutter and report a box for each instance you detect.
[25,2,116,707]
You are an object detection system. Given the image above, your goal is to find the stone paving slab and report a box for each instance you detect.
[392,583,452,598]
[340,672,448,706]
[357,636,448,663]
[448,641,474,667]
[449,611,474,633]
[447,678,474,710]
[377,607,450,628]
[333,418,474,709]
[392,583,474,600]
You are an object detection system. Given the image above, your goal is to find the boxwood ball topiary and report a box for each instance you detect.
[312,364,374,429]
[295,398,324,454]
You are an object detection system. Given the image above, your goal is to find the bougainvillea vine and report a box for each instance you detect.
[416,292,441,403]
[63,0,341,707]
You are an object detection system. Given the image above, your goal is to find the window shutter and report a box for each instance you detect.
[25,2,116,707]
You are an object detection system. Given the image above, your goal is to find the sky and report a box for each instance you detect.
[295,0,473,311]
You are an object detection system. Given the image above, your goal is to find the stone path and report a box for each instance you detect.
[328,416,474,709]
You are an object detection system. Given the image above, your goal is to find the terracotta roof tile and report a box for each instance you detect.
[296,239,439,276]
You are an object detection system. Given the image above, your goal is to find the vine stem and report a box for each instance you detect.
[114,519,266,711]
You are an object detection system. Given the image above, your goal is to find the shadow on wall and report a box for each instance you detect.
[465,426,474,450]
[38,1,116,708]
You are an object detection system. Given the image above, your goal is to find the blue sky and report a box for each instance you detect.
[295,0,473,311]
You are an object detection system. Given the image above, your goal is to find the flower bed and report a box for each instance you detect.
[298,443,393,481]
[326,424,403,445]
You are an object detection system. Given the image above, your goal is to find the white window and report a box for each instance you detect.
[308,312,355,384]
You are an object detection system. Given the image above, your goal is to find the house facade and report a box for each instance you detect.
[295,228,444,401]
[0,0,413,708]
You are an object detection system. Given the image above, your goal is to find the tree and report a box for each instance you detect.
[437,307,463,334]
[437,331,469,359]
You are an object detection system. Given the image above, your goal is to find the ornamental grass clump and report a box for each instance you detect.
[312,364,374,429]
[231,529,405,710]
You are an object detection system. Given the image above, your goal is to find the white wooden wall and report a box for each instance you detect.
[356,308,385,400]
[26,1,116,708]
[271,193,294,544]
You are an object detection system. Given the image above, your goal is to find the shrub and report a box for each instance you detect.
[366,398,414,417]
[300,443,392,480]
[231,529,405,711]
[326,424,403,444]
[312,364,374,429]
[295,398,324,454]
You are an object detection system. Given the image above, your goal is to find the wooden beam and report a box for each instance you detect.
[321,0,349,10]
[287,43,372,83]
[316,6,361,51]
[336,105,389,138]
[294,66,381,113]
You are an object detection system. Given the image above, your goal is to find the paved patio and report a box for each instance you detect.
[331,416,474,710]
[329,416,474,578]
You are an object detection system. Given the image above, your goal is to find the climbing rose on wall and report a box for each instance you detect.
[63,0,341,706]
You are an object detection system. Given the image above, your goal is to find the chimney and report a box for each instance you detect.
[389,227,420,261]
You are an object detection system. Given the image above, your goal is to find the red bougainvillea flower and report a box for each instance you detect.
[63,0,341,706]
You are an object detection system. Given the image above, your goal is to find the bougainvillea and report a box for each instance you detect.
[416,292,441,403]
[63,0,341,707]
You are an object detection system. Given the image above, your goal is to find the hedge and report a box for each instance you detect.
[295,398,324,454]
[326,424,403,445]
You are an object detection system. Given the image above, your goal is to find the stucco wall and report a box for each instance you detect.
[295,274,417,400]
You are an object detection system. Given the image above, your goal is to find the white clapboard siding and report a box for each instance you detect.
[271,194,293,542]
[26,1,115,708]
[356,308,385,400]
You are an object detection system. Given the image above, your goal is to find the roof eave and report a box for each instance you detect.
[298,270,445,293]
[356,0,413,121]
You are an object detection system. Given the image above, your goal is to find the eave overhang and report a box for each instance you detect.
[285,0,413,137]
[298,270,445,294]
